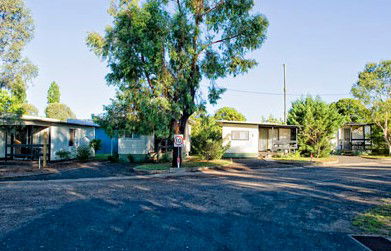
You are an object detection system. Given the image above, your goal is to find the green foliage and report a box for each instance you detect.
[21,103,38,116]
[159,152,172,163]
[108,153,119,162]
[89,139,102,151]
[0,89,24,127]
[87,0,268,139]
[352,60,391,155]
[0,0,38,97]
[198,139,230,160]
[76,145,92,162]
[127,154,134,163]
[214,107,246,121]
[260,114,284,124]
[334,98,369,123]
[47,81,61,104]
[288,96,345,158]
[190,114,229,160]
[45,103,76,121]
[191,115,222,153]
[371,125,389,154]
[55,150,71,160]
[10,76,27,103]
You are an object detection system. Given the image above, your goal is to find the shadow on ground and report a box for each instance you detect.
[0,159,390,250]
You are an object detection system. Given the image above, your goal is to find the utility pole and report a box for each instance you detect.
[283,64,287,124]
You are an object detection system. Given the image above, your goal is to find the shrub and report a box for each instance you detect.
[108,153,119,162]
[159,152,172,163]
[127,154,134,163]
[89,139,102,151]
[76,145,92,161]
[55,150,71,160]
[198,139,230,160]
[191,115,222,155]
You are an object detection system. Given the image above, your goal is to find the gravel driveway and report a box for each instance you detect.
[0,161,390,250]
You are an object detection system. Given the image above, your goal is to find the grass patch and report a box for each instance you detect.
[94,154,111,161]
[353,203,391,236]
[134,158,232,171]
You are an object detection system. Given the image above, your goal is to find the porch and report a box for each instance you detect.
[258,125,298,153]
[337,123,372,152]
[3,125,50,161]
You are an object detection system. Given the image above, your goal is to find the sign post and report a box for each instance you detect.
[174,134,184,168]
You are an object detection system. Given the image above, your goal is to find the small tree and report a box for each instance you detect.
[352,60,391,155]
[191,113,228,160]
[45,103,76,121]
[288,96,345,157]
[214,107,246,121]
[47,81,61,104]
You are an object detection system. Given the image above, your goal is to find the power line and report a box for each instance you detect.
[202,84,350,97]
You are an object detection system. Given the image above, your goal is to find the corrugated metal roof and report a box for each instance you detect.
[17,116,99,127]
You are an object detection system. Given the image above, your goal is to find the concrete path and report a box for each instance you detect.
[0,162,390,250]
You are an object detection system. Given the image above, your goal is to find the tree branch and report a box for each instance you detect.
[141,55,153,91]
[197,33,243,56]
[201,0,225,17]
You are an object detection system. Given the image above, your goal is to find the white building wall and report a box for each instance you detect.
[118,135,154,155]
[222,124,259,156]
[0,131,4,158]
[50,125,95,161]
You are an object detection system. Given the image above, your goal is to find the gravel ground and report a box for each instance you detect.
[0,161,390,250]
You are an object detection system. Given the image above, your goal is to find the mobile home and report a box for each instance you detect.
[0,116,97,161]
[219,120,299,158]
[333,123,373,152]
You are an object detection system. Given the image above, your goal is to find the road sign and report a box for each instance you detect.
[174,134,184,147]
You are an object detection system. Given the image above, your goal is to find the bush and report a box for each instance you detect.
[159,152,172,163]
[191,115,222,155]
[108,153,119,162]
[76,145,92,161]
[89,139,102,151]
[55,150,71,160]
[127,154,134,163]
[198,139,230,160]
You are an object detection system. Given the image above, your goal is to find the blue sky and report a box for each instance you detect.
[24,0,391,121]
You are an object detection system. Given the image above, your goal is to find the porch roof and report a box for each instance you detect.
[344,122,374,127]
[217,120,299,129]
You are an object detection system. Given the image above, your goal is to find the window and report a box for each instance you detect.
[69,129,76,146]
[290,128,297,141]
[231,130,249,140]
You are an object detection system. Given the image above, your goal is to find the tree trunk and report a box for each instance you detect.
[171,116,190,167]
